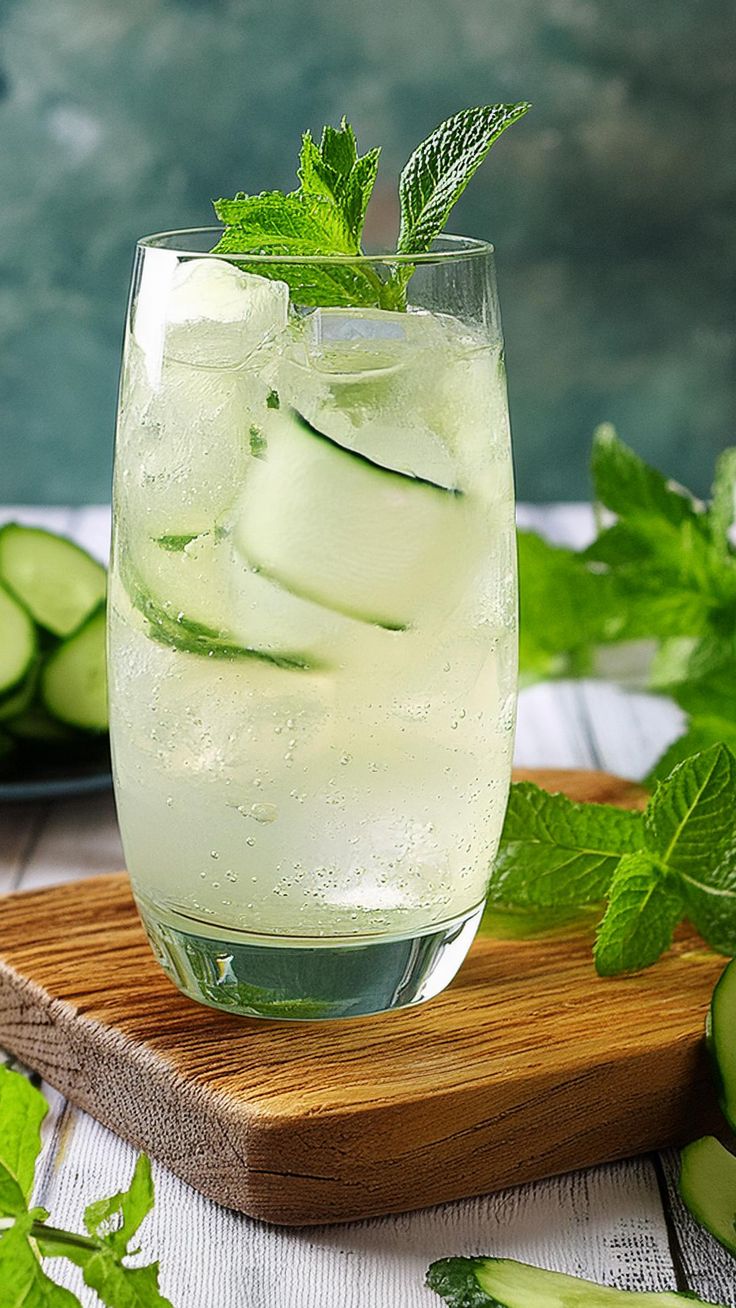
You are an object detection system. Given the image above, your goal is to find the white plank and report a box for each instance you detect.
[19,792,123,891]
[576,681,686,781]
[31,1100,677,1308]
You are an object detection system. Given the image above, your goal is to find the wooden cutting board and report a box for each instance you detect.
[0,769,725,1226]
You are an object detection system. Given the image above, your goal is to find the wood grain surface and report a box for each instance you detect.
[0,768,724,1227]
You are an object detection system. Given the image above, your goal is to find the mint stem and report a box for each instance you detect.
[31,1219,99,1252]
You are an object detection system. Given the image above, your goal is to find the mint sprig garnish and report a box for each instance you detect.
[489,744,736,975]
[0,1065,172,1307]
[211,103,530,308]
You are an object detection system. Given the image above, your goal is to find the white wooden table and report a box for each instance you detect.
[1,505,733,1308]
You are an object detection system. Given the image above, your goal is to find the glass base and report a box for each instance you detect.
[136,900,484,1021]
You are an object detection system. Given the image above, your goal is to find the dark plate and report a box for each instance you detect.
[0,742,113,802]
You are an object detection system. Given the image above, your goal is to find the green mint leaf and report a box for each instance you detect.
[84,1155,154,1257]
[80,1251,172,1308]
[645,745,736,954]
[212,190,382,308]
[0,1066,46,1215]
[489,783,644,908]
[397,103,530,255]
[517,530,622,683]
[709,446,736,550]
[299,120,380,247]
[593,852,684,976]
[0,1214,83,1307]
[591,423,701,526]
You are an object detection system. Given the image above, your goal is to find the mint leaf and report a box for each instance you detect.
[593,852,684,976]
[80,1253,170,1308]
[517,530,620,683]
[709,446,736,550]
[0,1066,47,1216]
[397,103,530,255]
[298,120,380,247]
[84,1154,154,1257]
[0,1214,82,1307]
[489,783,643,908]
[645,745,736,954]
[591,423,701,526]
[212,191,381,308]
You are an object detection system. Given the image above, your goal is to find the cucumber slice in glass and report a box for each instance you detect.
[41,602,108,732]
[426,1257,728,1307]
[0,524,106,638]
[679,1136,736,1257]
[233,407,471,630]
[709,958,736,1132]
[0,580,36,695]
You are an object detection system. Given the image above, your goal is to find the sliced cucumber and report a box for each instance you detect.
[233,407,470,630]
[0,523,106,637]
[41,602,108,732]
[708,958,736,1132]
[0,661,39,722]
[679,1136,736,1257]
[426,1257,727,1307]
[0,581,36,695]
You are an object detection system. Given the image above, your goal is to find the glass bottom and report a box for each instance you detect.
[136,899,484,1021]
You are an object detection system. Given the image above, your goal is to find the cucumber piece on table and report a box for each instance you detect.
[233,406,469,630]
[679,1136,736,1257]
[426,1257,728,1307]
[41,602,108,731]
[709,958,736,1131]
[0,523,106,637]
[0,580,36,696]
[0,660,38,722]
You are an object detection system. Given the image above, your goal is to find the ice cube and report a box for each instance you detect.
[164,258,289,369]
[310,307,408,344]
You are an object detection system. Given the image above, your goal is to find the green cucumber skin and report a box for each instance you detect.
[41,602,108,733]
[0,523,106,638]
[426,1258,727,1307]
[0,580,37,697]
[678,1136,736,1258]
[291,408,462,498]
[708,960,736,1133]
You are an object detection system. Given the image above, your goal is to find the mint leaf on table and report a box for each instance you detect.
[593,852,684,976]
[644,744,736,955]
[489,783,643,908]
[0,1063,47,1217]
[397,103,530,255]
[0,1066,172,1308]
[490,745,736,974]
[0,1213,82,1308]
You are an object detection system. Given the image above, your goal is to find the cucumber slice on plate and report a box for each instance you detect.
[0,523,106,637]
[0,660,38,722]
[0,580,36,695]
[233,407,471,630]
[426,1257,728,1307]
[709,958,736,1131]
[679,1136,736,1257]
[41,602,108,732]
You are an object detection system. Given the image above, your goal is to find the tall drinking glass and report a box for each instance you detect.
[109,231,517,1019]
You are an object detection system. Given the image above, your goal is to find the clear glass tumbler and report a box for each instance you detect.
[109,230,518,1019]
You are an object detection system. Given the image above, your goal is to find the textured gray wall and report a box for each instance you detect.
[1,0,734,502]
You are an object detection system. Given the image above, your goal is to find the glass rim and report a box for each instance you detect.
[136,227,494,265]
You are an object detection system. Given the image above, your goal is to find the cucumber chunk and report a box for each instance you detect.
[709,958,736,1132]
[233,407,470,630]
[426,1257,728,1307]
[0,581,36,695]
[679,1136,736,1257]
[0,661,38,722]
[41,602,108,731]
[0,523,106,637]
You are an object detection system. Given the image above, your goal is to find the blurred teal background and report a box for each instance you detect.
[1,0,734,503]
